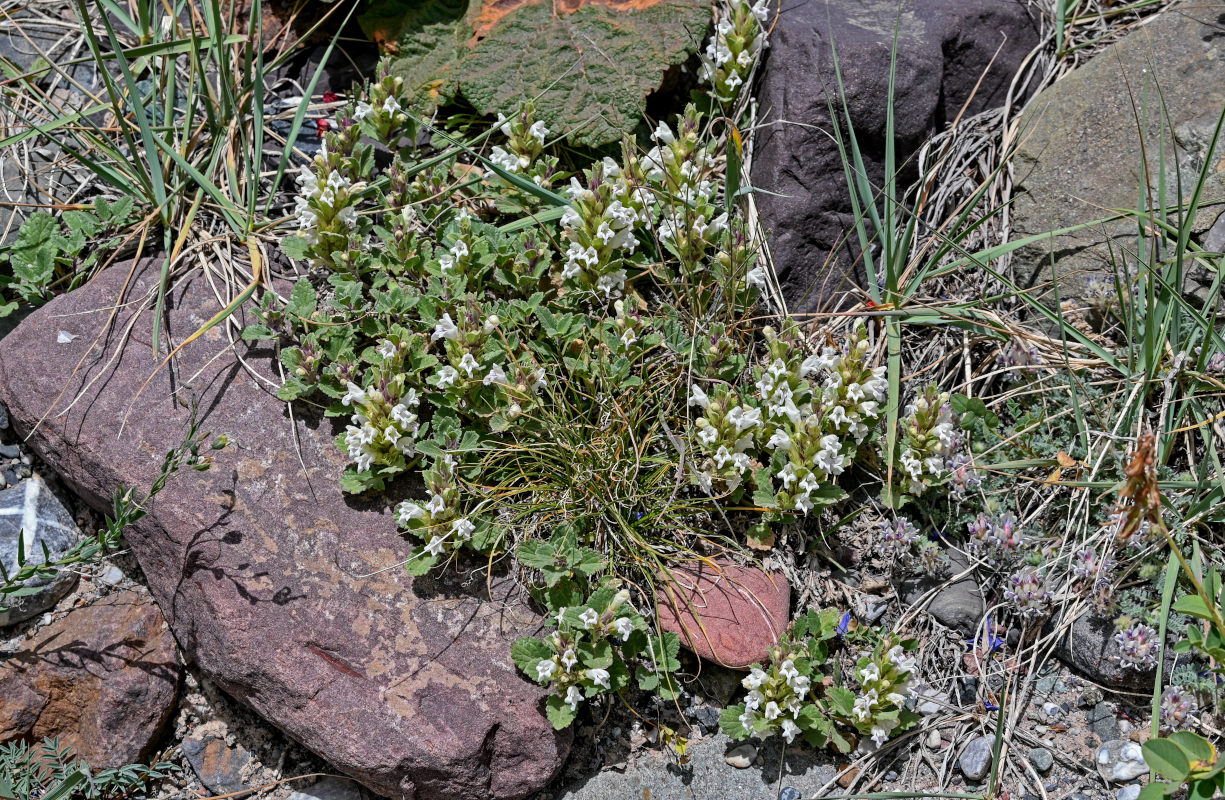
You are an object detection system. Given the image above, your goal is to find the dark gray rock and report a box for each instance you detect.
[1011,0,1225,310]
[1028,747,1053,774]
[0,475,82,626]
[1053,615,1155,691]
[1088,702,1120,743]
[752,0,1040,313]
[951,676,978,707]
[959,735,994,782]
[0,443,19,459]
[898,550,984,636]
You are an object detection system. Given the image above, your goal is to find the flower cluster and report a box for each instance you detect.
[892,385,962,497]
[966,512,1025,556]
[879,517,920,557]
[1159,685,1199,732]
[349,64,414,144]
[736,656,814,744]
[338,345,423,477]
[1115,621,1159,670]
[558,155,648,297]
[689,323,886,516]
[395,453,471,565]
[845,640,919,747]
[514,583,678,729]
[647,108,726,265]
[1003,567,1052,617]
[488,103,559,188]
[293,125,368,264]
[880,516,947,576]
[699,0,768,104]
[996,340,1044,380]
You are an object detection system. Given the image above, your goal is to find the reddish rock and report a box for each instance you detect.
[0,590,180,767]
[656,560,790,669]
[182,733,253,795]
[0,259,568,800]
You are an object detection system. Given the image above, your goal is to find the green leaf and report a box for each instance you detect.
[826,686,856,717]
[241,324,275,341]
[546,694,577,729]
[279,235,312,260]
[405,550,438,576]
[1169,730,1217,764]
[719,705,749,739]
[1144,737,1192,783]
[510,636,554,677]
[516,539,555,570]
[1137,782,1171,800]
[285,278,317,319]
[9,212,60,287]
[388,0,710,148]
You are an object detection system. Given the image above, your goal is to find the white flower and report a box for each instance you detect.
[742,667,768,690]
[859,662,881,684]
[353,100,373,121]
[763,701,781,721]
[791,674,811,699]
[614,617,634,638]
[432,313,459,342]
[565,685,583,712]
[483,364,507,385]
[424,534,447,557]
[391,403,417,428]
[779,659,799,682]
[536,659,558,682]
[579,608,599,629]
[652,121,675,144]
[852,693,874,722]
[528,119,549,144]
[450,239,469,260]
[438,253,455,271]
[746,265,768,289]
[496,112,512,137]
[744,689,764,710]
[780,718,801,744]
[424,491,446,517]
[587,668,610,690]
[458,352,480,377]
[767,429,791,450]
[451,518,475,540]
[727,405,761,432]
[377,339,397,359]
[561,648,578,671]
[887,645,917,674]
[381,95,401,115]
[794,492,814,515]
[619,328,637,349]
[871,718,898,746]
[689,384,710,408]
[396,502,425,524]
[341,381,366,406]
[554,606,567,625]
[489,145,520,173]
[433,366,458,390]
[778,463,798,488]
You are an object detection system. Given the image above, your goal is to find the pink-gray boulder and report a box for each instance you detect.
[0,259,568,800]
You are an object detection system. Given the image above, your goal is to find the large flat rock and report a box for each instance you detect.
[0,259,568,800]
[1011,0,1225,306]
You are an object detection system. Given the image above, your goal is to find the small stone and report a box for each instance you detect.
[1096,739,1149,783]
[959,735,995,781]
[286,777,362,800]
[0,443,18,459]
[183,733,253,795]
[1,471,14,488]
[1042,702,1062,718]
[1119,719,1133,735]
[1028,747,1053,774]
[1035,676,1058,694]
[926,729,943,749]
[1054,679,1069,692]
[898,551,984,636]
[912,683,943,715]
[1116,785,1141,800]
[1088,701,1120,742]
[1034,725,1049,735]
[780,789,802,800]
[688,704,720,731]
[0,476,83,626]
[725,743,756,769]
[97,564,124,586]
[951,677,978,706]
[884,770,898,781]
[1078,688,1104,708]
[854,594,888,623]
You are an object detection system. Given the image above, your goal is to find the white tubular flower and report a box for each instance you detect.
[578,607,599,629]
[458,352,480,377]
[652,121,675,144]
[689,384,710,408]
[887,645,917,674]
[536,659,558,682]
[742,667,768,690]
[432,313,459,342]
[614,617,634,638]
[560,648,578,672]
[587,668,610,690]
[424,535,447,557]
[353,100,373,121]
[435,365,459,389]
[779,659,799,682]
[391,404,417,428]
[378,339,397,359]
[767,429,791,450]
[746,265,768,289]
[763,701,781,721]
[489,145,520,173]
[396,502,425,525]
[382,95,402,115]
[451,518,475,540]
[791,674,811,699]
[859,663,881,684]
[780,719,800,744]
[528,119,549,144]
[424,491,446,517]
[483,364,507,386]
[342,381,366,406]
[565,685,583,712]
[727,405,761,432]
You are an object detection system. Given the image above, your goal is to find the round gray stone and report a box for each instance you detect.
[959,735,995,782]
[1028,747,1053,774]
[1096,739,1149,783]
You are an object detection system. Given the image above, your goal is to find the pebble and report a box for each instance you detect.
[1035,676,1058,694]
[779,789,801,800]
[690,704,721,730]
[286,777,362,800]
[884,770,898,781]
[98,564,125,586]
[926,729,942,749]
[950,676,978,706]
[0,443,18,459]
[1116,786,1141,800]
[959,735,995,781]
[913,684,942,715]
[183,734,252,794]
[1097,739,1149,783]
[1,470,14,487]
[1028,747,1053,773]
[1088,701,1120,742]
[1078,688,1104,708]
[854,594,888,623]
[725,743,756,769]
[1042,702,1062,718]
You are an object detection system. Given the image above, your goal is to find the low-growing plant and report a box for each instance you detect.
[0,737,178,800]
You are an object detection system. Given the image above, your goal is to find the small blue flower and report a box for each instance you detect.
[837,611,851,638]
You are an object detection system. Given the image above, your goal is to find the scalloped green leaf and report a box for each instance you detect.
[387,0,709,147]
